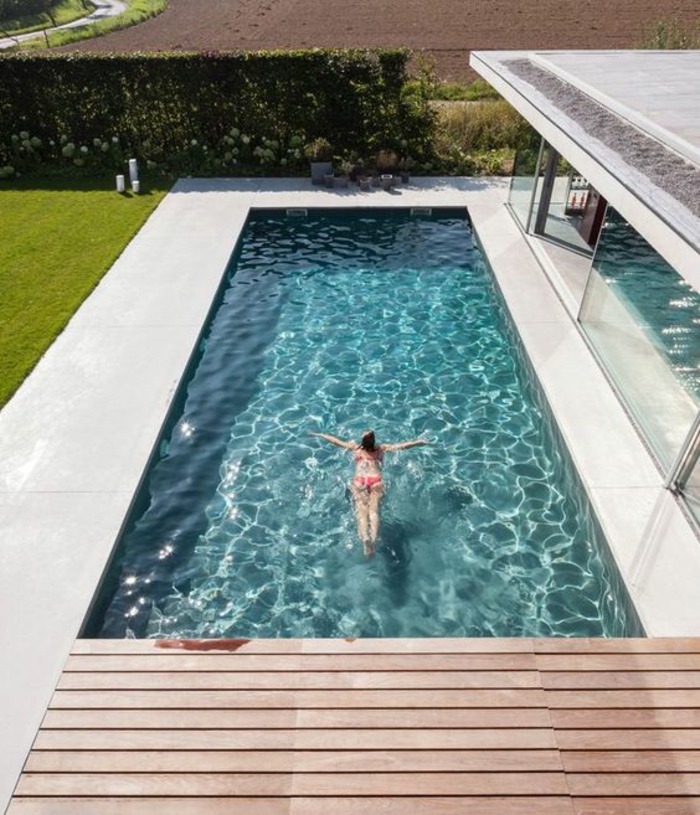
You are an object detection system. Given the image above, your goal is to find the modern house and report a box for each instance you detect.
[3,49,700,815]
[471,47,700,614]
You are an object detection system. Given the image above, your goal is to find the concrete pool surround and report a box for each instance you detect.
[2,178,700,814]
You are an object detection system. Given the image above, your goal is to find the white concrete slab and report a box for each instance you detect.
[470,50,700,291]
[1,176,699,815]
[531,50,700,169]
[0,491,132,815]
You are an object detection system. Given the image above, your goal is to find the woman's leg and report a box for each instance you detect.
[368,483,385,553]
[351,482,371,554]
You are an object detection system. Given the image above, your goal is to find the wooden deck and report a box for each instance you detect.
[10,637,700,815]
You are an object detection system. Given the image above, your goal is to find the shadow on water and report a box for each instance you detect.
[85,218,290,636]
[378,516,418,608]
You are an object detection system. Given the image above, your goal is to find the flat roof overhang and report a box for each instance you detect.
[470,50,700,290]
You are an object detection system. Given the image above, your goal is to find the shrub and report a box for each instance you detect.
[433,100,532,153]
[0,50,435,178]
[304,137,333,162]
[0,0,55,21]
[430,99,535,176]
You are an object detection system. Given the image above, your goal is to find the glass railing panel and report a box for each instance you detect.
[678,443,700,525]
[542,162,595,255]
[508,137,545,230]
[579,209,700,470]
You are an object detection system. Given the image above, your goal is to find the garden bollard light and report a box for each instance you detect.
[116,175,125,193]
[128,158,139,186]
[132,180,141,194]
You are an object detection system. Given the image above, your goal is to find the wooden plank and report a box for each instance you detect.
[543,672,700,690]
[16,772,569,797]
[34,727,558,751]
[562,750,700,772]
[7,796,577,815]
[57,669,541,691]
[25,749,563,773]
[288,799,576,815]
[572,798,700,815]
[49,688,547,709]
[537,655,700,671]
[535,639,700,654]
[556,730,700,750]
[567,774,700,796]
[6,800,290,815]
[546,690,700,708]
[72,638,536,655]
[64,653,538,672]
[551,709,700,729]
[42,706,553,730]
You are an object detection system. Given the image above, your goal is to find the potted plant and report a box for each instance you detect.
[335,158,354,189]
[305,138,333,185]
[376,148,399,185]
[398,155,415,183]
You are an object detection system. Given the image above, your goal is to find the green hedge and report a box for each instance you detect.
[0,50,435,176]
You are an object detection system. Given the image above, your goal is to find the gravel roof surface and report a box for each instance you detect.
[507,59,700,222]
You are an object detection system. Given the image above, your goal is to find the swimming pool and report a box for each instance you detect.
[86,209,642,639]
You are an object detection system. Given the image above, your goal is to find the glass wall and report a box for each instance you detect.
[579,208,700,469]
[540,157,595,254]
[675,419,700,525]
[508,137,545,230]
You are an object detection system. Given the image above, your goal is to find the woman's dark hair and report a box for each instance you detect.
[360,430,376,451]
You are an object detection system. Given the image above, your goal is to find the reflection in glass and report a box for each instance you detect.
[541,158,594,254]
[579,209,700,469]
[508,135,545,230]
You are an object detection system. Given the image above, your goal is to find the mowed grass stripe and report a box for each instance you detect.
[0,178,167,407]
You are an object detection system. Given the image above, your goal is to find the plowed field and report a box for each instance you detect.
[66,0,700,79]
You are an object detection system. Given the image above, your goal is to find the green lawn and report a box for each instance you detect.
[19,0,166,48]
[0,177,169,407]
[0,0,94,37]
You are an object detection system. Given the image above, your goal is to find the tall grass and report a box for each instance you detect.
[434,99,531,152]
[432,99,534,175]
[637,18,700,49]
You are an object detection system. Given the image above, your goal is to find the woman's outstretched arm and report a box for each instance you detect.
[383,439,431,452]
[310,432,356,450]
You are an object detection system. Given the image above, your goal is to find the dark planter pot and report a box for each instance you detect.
[400,171,410,183]
[310,161,333,185]
[358,176,372,191]
[323,173,335,188]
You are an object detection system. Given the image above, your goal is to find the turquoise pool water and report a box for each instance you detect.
[594,210,700,402]
[88,209,641,639]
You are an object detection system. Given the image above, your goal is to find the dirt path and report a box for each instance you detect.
[65,0,700,79]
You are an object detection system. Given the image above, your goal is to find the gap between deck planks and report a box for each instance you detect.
[11,637,700,815]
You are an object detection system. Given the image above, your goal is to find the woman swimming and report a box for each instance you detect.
[311,430,430,556]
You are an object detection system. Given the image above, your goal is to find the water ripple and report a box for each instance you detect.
[91,212,642,639]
